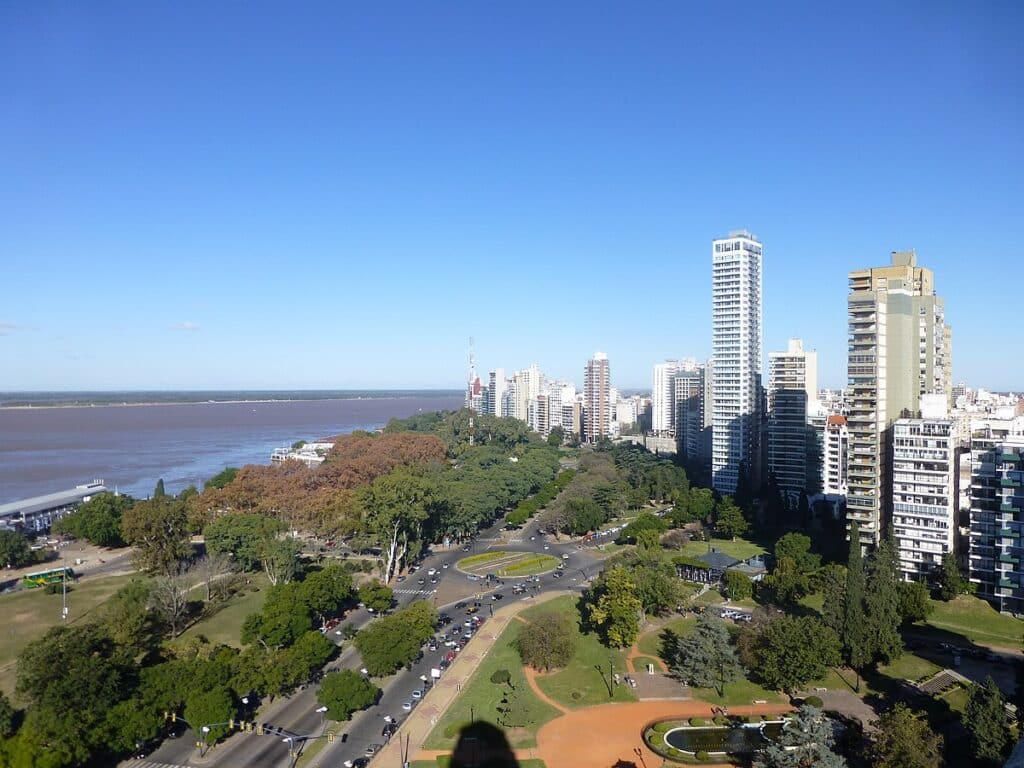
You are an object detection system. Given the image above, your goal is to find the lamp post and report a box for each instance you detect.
[608,654,614,699]
[316,705,328,728]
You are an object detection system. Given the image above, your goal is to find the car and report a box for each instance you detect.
[467,574,478,581]
[530,536,536,540]
[383,714,396,724]
[463,631,473,640]
[439,658,450,670]
[455,602,468,609]
[343,759,369,768]
[430,577,439,584]
[397,575,406,582]
[445,651,457,661]
[411,689,423,700]
[463,545,471,551]
[562,553,570,560]
[428,642,438,652]
[418,578,427,585]
[492,593,504,600]
[401,700,413,711]
[466,605,479,614]
[443,562,450,568]
[428,568,437,576]
[409,565,420,573]
[365,743,382,756]
[543,544,549,550]
[382,723,396,738]
[552,571,563,579]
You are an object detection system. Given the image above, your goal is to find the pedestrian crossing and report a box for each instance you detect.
[393,588,437,595]
[122,761,194,768]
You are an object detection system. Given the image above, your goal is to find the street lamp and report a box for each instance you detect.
[316,705,328,727]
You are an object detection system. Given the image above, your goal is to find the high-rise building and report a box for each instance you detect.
[583,352,612,443]
[652,360,680,435]
[967,418,1024,613]
[824,416,850,498]
[767,338,819,498]
[711,230,763,494]
[674,361,707,461]
[893,417,957,583]
[489,369,507,418]
[846,251,952,547]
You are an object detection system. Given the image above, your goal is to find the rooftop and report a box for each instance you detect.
[0,482,109,520]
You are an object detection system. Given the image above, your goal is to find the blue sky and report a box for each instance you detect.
[1,2,1021,391]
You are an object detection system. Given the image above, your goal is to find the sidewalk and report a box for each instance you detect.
[329,591,571,768]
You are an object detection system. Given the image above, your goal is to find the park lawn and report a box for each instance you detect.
[457,551,511,568]
[693,589,726,607]
[637,617,697,660]
[799,592,824,614]
[878,653,941,684]
[498,555,560,577]
[803,667,856,694]
[922,595,1024,647]
[677,537,766,562]
[0,572,136,696]
[690,676,785,707]
[178,573,270,647]
[294,719,339,767]
[522,596,636,709]
[423,618,561,751]
[941,685,970,714]
[633,655,665,673]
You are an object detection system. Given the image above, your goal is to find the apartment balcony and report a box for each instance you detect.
[1000,579,1015,589]
[999,554,1020,565]
[1003,503,1019,513]
[1001,452,1021,462]
[1002,478,1021,488]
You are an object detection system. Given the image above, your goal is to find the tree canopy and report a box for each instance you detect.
[317,670,380,721]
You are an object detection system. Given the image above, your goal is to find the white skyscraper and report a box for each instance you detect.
[711,230,763,494]
[767,338,819,497]
[652,360,679,435]
[584,352,612,443]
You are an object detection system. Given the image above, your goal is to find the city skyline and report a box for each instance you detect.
[2,5,1022,391]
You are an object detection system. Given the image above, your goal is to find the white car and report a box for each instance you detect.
[401,700,413,711]
[359,667,369,675]
[411,689,423,700]
[442,563,450,569]
[427,568,437,577]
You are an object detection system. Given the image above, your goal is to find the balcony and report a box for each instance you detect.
[1001,503,1017,513]
[1000,579,1015,589]
[1000,528,1015,537]
[1002,478,1021,488]
[1001,452,1021,462]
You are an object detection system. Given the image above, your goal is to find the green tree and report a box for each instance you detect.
[871,703,944,768]
[154,478,166,498]
[897,580,934,624]
[185,686,236,744]
[359,469,434,584]
[299,564,353,626]
[865,534,902,664]
[763,556,811,606]
[516,611,577,671]
[120,496,192,572]
[936,552,968,601]
[755,705,846,768]
[0,691,16,739]
[714,497,749,539]
[358,579,394,613]
[52,493,133,547]
[843,524,870,674]
[617,513,669,544]
[259,537,303,586]
[354,601,437,676]
[241,582,312,649]
[317,670,380,721]
[754,616,841,693]
[774,533,820,574]
[965,676,1012,765]
[818,563,846,637]
[723,570,753,601]
[205,467,239,490]
[588,566,643,648]
[204,514,283,571]
[687,487,715,525]
[0,529,33,569]
[669,614,741,697]
[547,426,564,446]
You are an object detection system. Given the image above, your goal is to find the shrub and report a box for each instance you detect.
[713,715,728,726]
[804,695,824,708]
[652,721,674,734]
[747,715,760,723]
[689,717,705,726]
[695,750,711,762]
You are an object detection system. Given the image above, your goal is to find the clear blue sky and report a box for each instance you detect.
[2,2,1021,391]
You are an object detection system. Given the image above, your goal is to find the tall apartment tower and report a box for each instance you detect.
[846,251,952,547]
[488,369,507,418]
[583,352,612,443]
[824,416,850,497]
[767,338,819,498]
[652,360,680,435]
[892,415,957,583]
[674,360,705,460]
[711,230,763,494]
[967,418,1024,613]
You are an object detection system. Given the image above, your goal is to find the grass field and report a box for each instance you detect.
[633,655,665,673]
[497,555,560,578]
[423,617,561,750]
[0,572,136,696]
[522,596,636,710]
[690,676,785,707]
[878,653,941,684]
[637,617,697,661]
[457,551,511,568]
[677,537,767,562]
[178,574,270,647]
[923,595,1024,647]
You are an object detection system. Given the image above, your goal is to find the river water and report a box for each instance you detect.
[0,393,462,504]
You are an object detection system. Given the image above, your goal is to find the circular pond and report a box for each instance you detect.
[664,722,784,755]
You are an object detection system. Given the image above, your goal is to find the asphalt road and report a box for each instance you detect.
[132,517,601,768]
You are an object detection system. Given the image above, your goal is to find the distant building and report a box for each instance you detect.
[711,230,763,494]
[675,360,710,462]
[0,481,109,533]
[583,352,612,443]
[767,338,820,499]
[652,360,679,435]
[824,415,850,498]
[893,417,957,583]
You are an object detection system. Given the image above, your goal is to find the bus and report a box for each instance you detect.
[22,567,75,589]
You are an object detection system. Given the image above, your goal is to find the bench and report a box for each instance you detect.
[753,699,767,705]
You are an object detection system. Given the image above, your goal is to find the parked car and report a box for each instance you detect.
[364,743,382,756]
[411,689,423,700]
[401,700,413,711]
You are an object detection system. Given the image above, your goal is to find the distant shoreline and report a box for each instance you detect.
[0,390,462,410]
